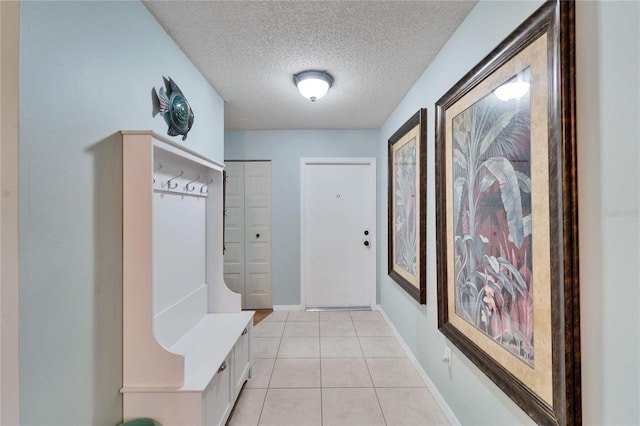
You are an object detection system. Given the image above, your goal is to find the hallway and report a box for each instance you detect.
[227,310,449,426]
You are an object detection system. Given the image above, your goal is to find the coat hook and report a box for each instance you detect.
[153,162,163,184]
[200,178,214,194]
[166,169,184,190]
[185,174,200,192]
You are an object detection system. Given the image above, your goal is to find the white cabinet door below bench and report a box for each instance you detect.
[203,353,233,426]
[234,326,251,397]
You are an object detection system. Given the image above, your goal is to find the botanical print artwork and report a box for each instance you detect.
[436,4,580,421]
[394,137,417,277]
[388,109,426,304]
[452,70,534,366]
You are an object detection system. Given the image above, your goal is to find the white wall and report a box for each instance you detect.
[576,1,640,424]
[16,0,640,424]
[377,0,640,425]
[19,1,224,424]
[225,130,379,306]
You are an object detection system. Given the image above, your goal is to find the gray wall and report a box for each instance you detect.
[19,1,224,424]
[225,130,379,306]
[377,1,639,425]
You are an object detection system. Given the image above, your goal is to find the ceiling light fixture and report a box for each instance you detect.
[293,70,334,102]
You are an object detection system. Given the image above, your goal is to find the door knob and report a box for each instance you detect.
[364,241,370,247]
[256,233,260,238]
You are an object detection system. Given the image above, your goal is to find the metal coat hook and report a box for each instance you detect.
[152,162,163,184]
[185,174,200,192]
[166,169,184,190]
[200,178,214,194]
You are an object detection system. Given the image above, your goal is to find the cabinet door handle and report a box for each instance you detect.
[242,328,248,336]
[218,361,227,373]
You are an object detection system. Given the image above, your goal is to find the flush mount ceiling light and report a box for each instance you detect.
[293,70,334,102]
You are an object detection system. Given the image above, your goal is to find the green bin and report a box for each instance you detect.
[119,418,157,426]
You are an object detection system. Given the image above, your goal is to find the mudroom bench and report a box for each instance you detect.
[120,131,253,426]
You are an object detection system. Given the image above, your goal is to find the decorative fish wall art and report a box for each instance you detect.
[154,77,194,141]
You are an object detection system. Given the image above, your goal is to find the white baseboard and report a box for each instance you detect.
[276,305,376,312]
[377,306,460,426]
[272,304,303,311]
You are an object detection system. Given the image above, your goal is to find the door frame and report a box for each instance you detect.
[300,157,377,310]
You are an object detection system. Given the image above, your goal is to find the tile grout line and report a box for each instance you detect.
[372,387,390,426]
[354,311,389,426]
[255,331,282,426]
[254,387,268,426]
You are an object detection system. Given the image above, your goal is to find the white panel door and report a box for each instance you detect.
[223,162,245,297]
[223,161,272,310]
[303,160,376,309]
[244,162,272,310]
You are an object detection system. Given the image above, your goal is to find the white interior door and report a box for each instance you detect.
[244,162,272,309]
[223,163,245,298]
[223,161,272,310]
[302,159,376,309]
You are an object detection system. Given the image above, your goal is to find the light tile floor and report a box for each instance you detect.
[227,310,450,426]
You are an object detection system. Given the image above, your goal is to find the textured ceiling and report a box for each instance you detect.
[143,1,477,130]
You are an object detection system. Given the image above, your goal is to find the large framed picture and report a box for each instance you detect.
[388,108,426,304]
[434,1,580,424]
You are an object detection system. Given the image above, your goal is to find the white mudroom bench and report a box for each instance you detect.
[121,131,253,426]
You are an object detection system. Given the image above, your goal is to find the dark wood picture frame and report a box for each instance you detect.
[388,108,427,304]
[434,1,580,424]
